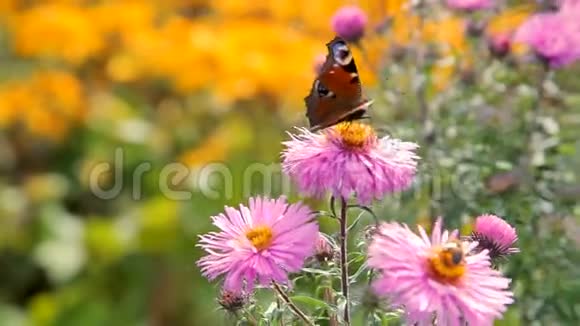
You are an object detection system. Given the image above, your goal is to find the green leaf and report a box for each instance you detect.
[347,211,366,232]
[349,262,369,283]
[290,296,333,311]
[262,302,278,321]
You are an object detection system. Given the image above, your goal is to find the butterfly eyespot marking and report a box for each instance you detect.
[315,80,335,98]
[332,42,353,66]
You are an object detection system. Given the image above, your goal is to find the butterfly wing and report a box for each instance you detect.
[305,37,369,131]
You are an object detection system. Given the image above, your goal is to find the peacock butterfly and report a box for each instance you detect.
[305,36,373,131]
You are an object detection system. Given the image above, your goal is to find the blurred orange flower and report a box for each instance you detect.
[0,70,85,141]
[179,129,231,167]
[178,114,254,168]
[487,4,535,36]
[423,17,467,55]
[0,0,501,123]
[486,4,535,56]
[389,9,420,46]
[9,4,104,65]
[0,0,17,15]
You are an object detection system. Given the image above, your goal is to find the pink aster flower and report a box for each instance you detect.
[446,0,494,11]
[197,197,318,292]
[331,6,368,43]
[560,0,580,11]
[282,122,419,205]
[514,8,580,67]
[472,214,519,259]
[368,218,514,325]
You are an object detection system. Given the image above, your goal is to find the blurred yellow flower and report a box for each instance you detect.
[209,0,398,35]
[33,70,85,119]
[0,70,85,141]
[9,4,104,65]
[210,19,321,106]
[149,17,216,92]
[179,117,252,167]
[0,0,17,15]
[90,1,155,38]
[487,4,535,56]
[0,0,410,109]
[432,58,457,91]
[351,35,390,87]
[423,16,467,55]
[383,0,408,16]
[0,0,483,116]
[0,84,21,127]
[106,52,142,82]
[210,0,275,17]
[389,9,468,60]
[209,0,335,34]
[179,131,230,168]
[389,10,419,46]
[487,4,535,37]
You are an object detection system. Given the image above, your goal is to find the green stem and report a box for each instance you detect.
[272,282,315,326]
[339,197,351,325]
[243,308,258,326]
[323,282,339,326]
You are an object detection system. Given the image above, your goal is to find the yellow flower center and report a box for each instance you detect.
[245,226,273,251]
[333,121,375,149]
[427,241,466,284]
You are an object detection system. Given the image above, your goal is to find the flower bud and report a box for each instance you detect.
[314,233,335,262]
[217,289,248,313]
[488,33,511,59]
[331,6,368,43]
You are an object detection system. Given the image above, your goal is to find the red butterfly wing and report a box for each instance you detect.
[305,37,369,131]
